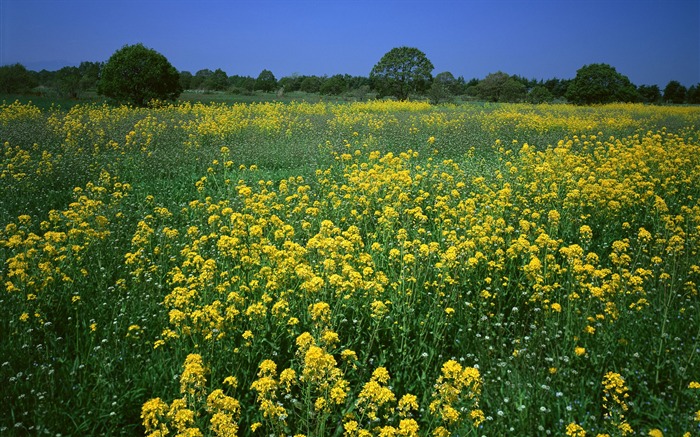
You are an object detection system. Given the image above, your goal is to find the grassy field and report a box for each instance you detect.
[1,100,700,436]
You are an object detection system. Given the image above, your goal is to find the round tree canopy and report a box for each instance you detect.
[98,43,182,106]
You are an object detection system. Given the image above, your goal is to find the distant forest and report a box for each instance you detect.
[1,60,698,105]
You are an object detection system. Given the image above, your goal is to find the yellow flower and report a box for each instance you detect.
[341,349,358,362]
[397,394,419,417]
[565,422,586,437]
[469,409,485,427]
[647,429,663,437]
[432,426,450,437]
[575,347,586,357]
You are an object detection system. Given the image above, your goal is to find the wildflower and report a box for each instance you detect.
[341,349,358,362]
[141,397,169,434]
[565,422,586,437]
[180,354,207,396]
[575,347,586,357]
[398,394,419,417]
[223,376,238,388]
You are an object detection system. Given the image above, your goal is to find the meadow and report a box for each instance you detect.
[1,99,700,437]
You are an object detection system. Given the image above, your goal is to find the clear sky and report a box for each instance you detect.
[1,0,699,87]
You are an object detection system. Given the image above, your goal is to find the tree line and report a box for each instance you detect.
[1,44,698,106]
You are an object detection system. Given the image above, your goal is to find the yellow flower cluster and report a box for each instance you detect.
[142,353,241,437]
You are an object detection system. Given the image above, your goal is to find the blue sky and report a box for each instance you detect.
[1,0,698,87]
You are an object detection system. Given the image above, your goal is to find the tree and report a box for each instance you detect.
[663,80,686,104]
[638,84,661,104]
[279,74,303,92]
[0,63,37,93]
[370,47,434,100]
[474,71,525,102]
[54,66,83,98]
[436,71,464,95]
[428,72,459,104]
[527,85,554,104]
[300,76,322,93]
[687,84,700,104]
[78,61,101,90]
[204,68,228,91]
[190,69,213,89]
[229,75,256,93]
[320,74,347,95]
[255,69,277,92]
[179,71,193,90]
[97,43,181,106]
[565,63,638,105]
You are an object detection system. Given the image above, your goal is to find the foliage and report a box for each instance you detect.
[474,71,527,102]
[1,101,700,436]
[255,69,277,92]
[319,74,348,95]
[688,84,700,104]
[179,71,193,90]
[200,69,228,91]
[53,66,83,99]
[370,47,434,100]
[527,85,554,104]
[77,61,102,90]
[97,43,182,106]
[565,63,639,105]
[0,63,38,93]
[663,80,687,104]
[638,84,662,104]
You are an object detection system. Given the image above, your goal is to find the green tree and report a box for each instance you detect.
[300,76,322,93]
[97,43,181,106]
[370,47,434,100]
[279,73,303,92]
[527,85,554,104]
[565,63,638,105]
[663,80,686,104]
[255,69,277,92]
[474,71,525,102]
[190,69,213,89]
[54,66,83,98]
[0,63,37,93]
[204,68,229,91]
[428,72,458,104]
[687,84,700,104]
[229,75,256,93]
[179,71,193,90]
[638,84,661,104]
[436,71,464,95]
[320,74,347,95]
[78,61,101,90]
